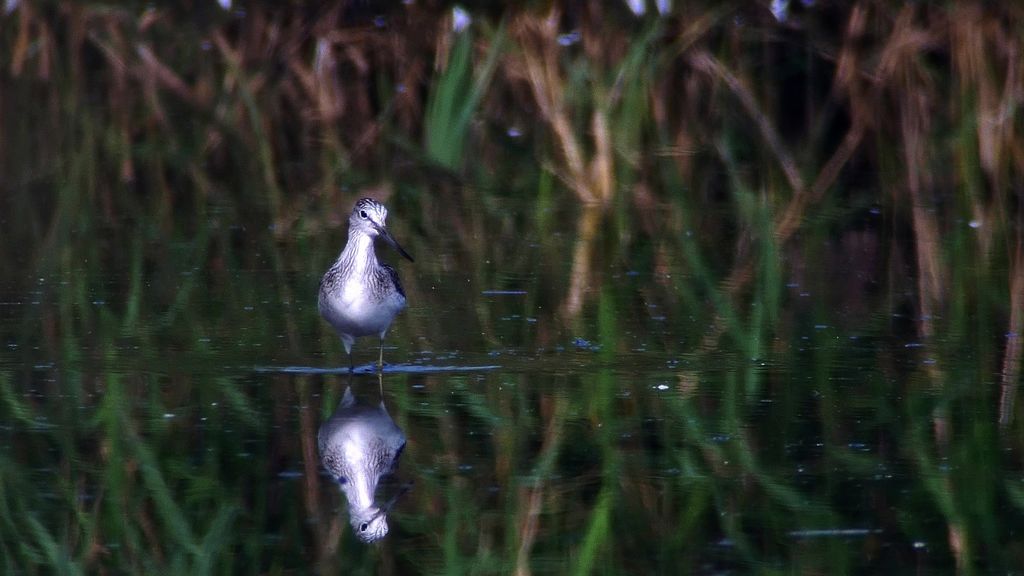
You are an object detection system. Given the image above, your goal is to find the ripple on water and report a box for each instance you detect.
[253,363,501,375]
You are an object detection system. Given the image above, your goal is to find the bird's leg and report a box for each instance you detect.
[377,370,384,401]
[343,337,355,373]
[378,336,385,372]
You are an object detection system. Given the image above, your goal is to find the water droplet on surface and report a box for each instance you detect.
[557,31,580,46]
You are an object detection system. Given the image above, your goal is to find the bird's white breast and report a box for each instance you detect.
[322,276,405,337]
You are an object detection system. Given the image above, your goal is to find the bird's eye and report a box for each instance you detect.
[359,210,368,219]
[337,477,347,485]
[360,523,368,532]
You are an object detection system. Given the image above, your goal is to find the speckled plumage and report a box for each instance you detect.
[319,198,413,369]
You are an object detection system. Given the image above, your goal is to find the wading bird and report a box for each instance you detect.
[319,198,414,371]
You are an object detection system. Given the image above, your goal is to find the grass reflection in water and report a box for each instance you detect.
[0,1,1022,574]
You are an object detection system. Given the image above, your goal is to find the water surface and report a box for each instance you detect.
[1,3,1022,574]
[2,207,1019,575]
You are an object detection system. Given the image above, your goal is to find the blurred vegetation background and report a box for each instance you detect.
[1,0,1023,573]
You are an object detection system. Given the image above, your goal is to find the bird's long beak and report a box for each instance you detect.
[371,481,414,522]
[375,225,414,262]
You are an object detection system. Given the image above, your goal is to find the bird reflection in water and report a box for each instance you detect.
[318,375,409,543]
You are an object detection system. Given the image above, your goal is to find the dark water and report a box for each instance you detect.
[0,4,1021,571]
[1,192,1021,575]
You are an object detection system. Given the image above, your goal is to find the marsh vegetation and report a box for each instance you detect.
[0,1,1022,573]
